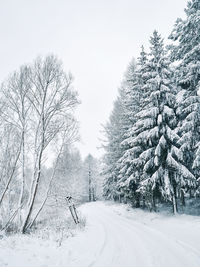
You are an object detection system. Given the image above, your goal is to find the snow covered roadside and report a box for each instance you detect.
[109,202,200,257]
[0,213,86,267]
[0,201,200,267]
[0,234,67,267]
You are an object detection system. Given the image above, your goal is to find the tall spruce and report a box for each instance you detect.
[102,97,126,200]
[169,0,200,183]
[131,31,195,213]
[103,60,138,201]
[116,48,149,207]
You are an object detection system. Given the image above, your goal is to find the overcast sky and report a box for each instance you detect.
[0,0,187,159]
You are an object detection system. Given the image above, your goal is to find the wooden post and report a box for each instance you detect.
[65,196,79,224]
[73,204,79,223]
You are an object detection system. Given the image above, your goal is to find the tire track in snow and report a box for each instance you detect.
[87,217,108,267]
[118,211,200,264]
[87,208,123,267]
[84,203,154,267]
[81,202,200,267]
[100,204,200,267]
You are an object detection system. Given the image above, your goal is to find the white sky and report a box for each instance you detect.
[0,0,187,159]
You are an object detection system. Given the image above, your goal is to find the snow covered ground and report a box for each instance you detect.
[0,201,200,267]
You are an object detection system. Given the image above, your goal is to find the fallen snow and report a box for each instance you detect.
[0,201,200,267]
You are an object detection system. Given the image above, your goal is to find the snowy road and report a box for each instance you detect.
[70,202,200,267]
[1,201,200,267]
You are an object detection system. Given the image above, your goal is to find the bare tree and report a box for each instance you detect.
[0,66,31,227]
[0,55,79,233]
[27,122,78,229]
[0,124,22,229]
[22,55,79,233]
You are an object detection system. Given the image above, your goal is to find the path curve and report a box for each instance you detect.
[70,202,200,267]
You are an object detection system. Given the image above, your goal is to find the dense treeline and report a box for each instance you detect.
[103,0,200,213]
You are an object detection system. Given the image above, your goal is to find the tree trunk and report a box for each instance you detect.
[172,185,178,214]
[172,194,178,214]
[142,196,146,209]
[152,194,156,212]
[181,189,185,207]
[136,192,140,208]
[124,195,127,204]
[22,143,44,233]
[18,129,25,227]
[28,145,63,229]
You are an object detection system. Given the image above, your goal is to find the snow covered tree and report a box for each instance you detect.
[169,0,200,186]
[116,48,149,207]
[0,123,22,230]
[1,66,31,228]
[169,0,200,91]
[126,31,196,213]
[102,97,125,200]
[0,55,79,233]
[102,60,140,202]
[21,55,79,233]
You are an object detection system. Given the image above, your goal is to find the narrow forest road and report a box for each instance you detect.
[1,202,200,267]
[67,202,200,267]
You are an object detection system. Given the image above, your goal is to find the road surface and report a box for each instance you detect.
[67,202,200,267]
[1,201,200,267]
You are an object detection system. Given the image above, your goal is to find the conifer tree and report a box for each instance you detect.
[169,0,200,183]
[103,97,126,200]
[130,31,195,213]
[116,48,149,207]
[103,60,139,201]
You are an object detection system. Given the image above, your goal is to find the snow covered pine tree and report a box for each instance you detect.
[126,31,196,213]
[169,0,200,195]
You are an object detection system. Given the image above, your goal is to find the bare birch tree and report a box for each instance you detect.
[0,66,31,227]
[22,55,79,233]
[27,121,78,229]
[0,55,79,233]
